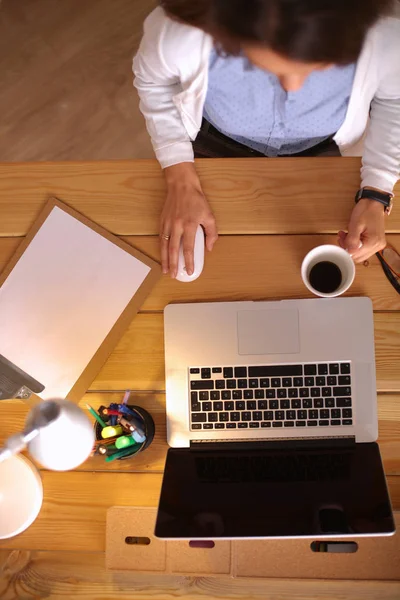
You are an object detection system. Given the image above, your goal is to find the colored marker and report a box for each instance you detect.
[118,416,136,433]
[118,404,137,417]
[86,403,107,428]
[122,390,131,405]
[132,430,146,444]
[98,444,117,456]
[98,405,110,418]
[118,406,146,438]
[105,445,142,462]
[101,425,123,439]
[115,435,137,450]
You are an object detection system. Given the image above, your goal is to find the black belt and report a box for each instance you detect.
[200,119,337,158]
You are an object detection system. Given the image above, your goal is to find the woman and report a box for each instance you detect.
[133,0,400,277]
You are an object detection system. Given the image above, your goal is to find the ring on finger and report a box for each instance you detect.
[161,233,170,241]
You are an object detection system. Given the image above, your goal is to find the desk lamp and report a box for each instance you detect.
[0,399,94,539]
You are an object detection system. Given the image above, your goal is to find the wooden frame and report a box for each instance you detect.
[0,197,161,404]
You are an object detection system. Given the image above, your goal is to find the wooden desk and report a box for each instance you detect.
[0,158,399,599]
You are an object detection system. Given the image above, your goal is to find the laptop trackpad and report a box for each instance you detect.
[237,309,300,355]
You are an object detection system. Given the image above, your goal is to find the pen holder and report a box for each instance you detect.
[94,405,155,460]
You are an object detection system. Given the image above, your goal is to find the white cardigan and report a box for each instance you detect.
[133,7,400,194]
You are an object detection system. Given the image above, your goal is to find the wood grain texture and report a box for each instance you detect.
[91,312,400,392]
[1,550,400,600]
[0,394,399,475]
[127,234,400,312]
[0,160,399,595]
[0,159,399,237]
[1,0,399,591]
[2,234,400,311]
[0,397,168,474]
[0,0,155,163]
[0,471,163,552]
[0,472,399,553]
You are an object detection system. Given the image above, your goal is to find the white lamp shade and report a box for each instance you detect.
[0,454,43,539]
[26,399,95,471]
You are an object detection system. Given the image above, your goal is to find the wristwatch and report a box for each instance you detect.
[355,188,394,215]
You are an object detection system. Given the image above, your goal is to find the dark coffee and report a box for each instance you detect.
[309,261,342,294]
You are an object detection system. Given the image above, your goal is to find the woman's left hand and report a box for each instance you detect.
[338,198,386,263]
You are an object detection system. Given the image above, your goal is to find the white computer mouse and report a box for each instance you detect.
[176,225,205,282]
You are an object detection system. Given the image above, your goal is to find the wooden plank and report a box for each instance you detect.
[0,394,399,475]
[95,313,165,390]
[127,234,400,311]
[0,471,399,553]
[0,159,399,236]
[88,394,400,475]
[92,312,400,392]
[377,395,400,476]
[374,314,400,391]
[84,392,165,414]
[1,551,400,600]
[2,234,400,311]
[0,396,168,474]
[0,471,163,552]
[0,237,18,267]
[1,311,395,393]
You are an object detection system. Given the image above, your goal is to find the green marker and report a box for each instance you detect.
[115,435,137,450]
[86,403,107,428]
[105,444,142,462]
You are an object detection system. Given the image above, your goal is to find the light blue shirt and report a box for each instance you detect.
[203,50,356,156]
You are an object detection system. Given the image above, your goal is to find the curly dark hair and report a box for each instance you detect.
[161,0,393,64]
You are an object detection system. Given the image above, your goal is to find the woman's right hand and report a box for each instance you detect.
[161,162,218,278]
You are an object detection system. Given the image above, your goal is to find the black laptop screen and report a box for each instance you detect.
[155,442,394,538]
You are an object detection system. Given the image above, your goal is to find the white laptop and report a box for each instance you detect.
[155,297,395,539]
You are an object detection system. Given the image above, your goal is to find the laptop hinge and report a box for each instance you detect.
[190,436,356,451]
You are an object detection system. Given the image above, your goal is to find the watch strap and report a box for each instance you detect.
[355,188,393,214]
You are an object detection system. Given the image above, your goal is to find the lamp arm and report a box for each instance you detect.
[0,427,40,464]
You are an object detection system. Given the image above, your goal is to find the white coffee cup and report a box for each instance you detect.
[301,244,355,298]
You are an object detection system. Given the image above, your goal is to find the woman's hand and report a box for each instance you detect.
[161,163,218,277]
[338,197,386,263]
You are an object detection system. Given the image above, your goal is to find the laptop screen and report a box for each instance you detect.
[155,442,395,538]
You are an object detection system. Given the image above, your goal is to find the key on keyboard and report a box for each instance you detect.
[189,362,353,431]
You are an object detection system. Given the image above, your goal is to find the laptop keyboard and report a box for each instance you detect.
[189,362,353,431]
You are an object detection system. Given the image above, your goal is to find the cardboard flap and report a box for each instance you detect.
[233,526,400,580]
[106,507,166,572]
[106,507,231,575]
[106,507,400,580]
[167,540,231,575]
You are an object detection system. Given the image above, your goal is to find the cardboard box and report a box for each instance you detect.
[106,507,400,580]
